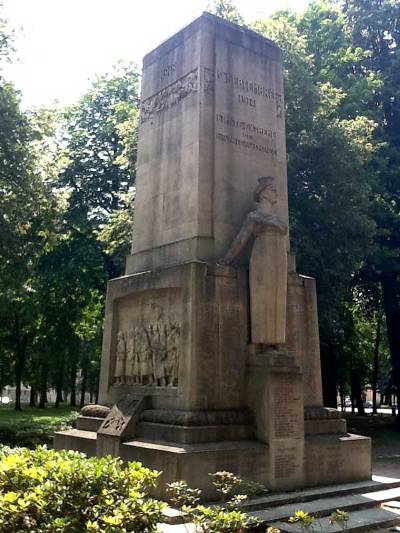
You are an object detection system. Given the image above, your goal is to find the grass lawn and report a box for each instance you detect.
[0,404,78,421]
[344,412,400,468]
[0,404,79,448]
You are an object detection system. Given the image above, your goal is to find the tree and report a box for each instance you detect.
[206,0,245,25]
[0,6,55,410]
[59,63,139,226]
[252,10,377,406]
[339,0,400,414]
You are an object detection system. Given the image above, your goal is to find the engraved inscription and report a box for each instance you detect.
[217,70,279,99]
[275,446,298,479]
[102,413,125,432]
[216,133,277,157]
[273,376,301,438]
[99,397,139,436]
[141,69,198,123]
[216,113,277,139]
[161,63,176,81]
[216,70,283,118]
[215,112,278,157]
[238,94,256,107]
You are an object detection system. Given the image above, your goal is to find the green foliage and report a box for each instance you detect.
[0,446,164,532]
[210,471,242,502]
[167,472,255,532]
[59,62,139,224]
[329,509,349,529]
[206,0,245,25]
[0,407,78,447]
[193,505,249,532]
[166,480,201,508]
[288,510,316,531]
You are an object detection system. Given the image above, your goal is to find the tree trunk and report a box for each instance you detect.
[320,343,338,407]
[339,384,345,412]
[55,379,63,408]
[70,364,77,407]
[29,386,36,407]
[80,367,87,408]
[372,313,382,415]
[382,273,400,421]
[39,367,47,409]
[351,371,365,416]
[13,313,27,412]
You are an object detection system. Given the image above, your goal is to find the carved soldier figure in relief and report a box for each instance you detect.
[223,177,288,346]
[153,321,168,387]
[141,326,155,385]
[132,327,141,385]
[114,331,127,384]
[166,322,180,386]
[125,329,135,384]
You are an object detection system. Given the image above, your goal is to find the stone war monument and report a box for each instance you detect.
[55,12,371,498]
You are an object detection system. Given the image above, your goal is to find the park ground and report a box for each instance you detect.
[345,413,400,479]
[0,404,78,448]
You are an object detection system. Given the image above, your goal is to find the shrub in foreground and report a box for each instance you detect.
[0,446,164,532]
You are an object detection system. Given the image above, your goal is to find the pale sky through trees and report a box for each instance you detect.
[2,0,309,109]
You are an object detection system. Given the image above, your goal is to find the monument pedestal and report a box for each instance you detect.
[55,260,371,498]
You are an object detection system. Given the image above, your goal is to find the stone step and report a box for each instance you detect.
[242,475,400,511]
[273,507,400,532]
[54,429,97,456]
[76,415,105,432]
[136,421,254,444]
[250,486,400,524]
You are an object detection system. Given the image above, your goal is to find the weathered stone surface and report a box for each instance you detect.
[99,261,248,411]
[223,177,288,345]
[96,395,148,457]
[126,13,287,274]
[54,429,97,456]
[286,273,323,408]
[80,404,110,418]
[120,439,269,500]
[76,416,105,432]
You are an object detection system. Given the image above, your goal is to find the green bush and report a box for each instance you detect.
[0,407,79,448]
[0,446,164,532]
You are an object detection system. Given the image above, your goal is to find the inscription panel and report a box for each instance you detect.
[272,374,302,439]
[274,445,299,479]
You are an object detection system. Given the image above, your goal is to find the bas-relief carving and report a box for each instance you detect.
[140,69,198,123]
[113,321,180,387]
[114,332,126,384]
[223,176,288,346]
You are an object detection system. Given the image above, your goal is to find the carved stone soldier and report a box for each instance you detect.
[166,322,180,386]
[141,326,155,385]
[114,331,126,384]
[125,329,135,384]
[132,327,141,385]
[223,176,288,347]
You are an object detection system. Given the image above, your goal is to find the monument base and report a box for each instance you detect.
[55,422,371,499]
[54,260,371,499]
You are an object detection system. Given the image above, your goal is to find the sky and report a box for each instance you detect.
[2,0,310,109]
